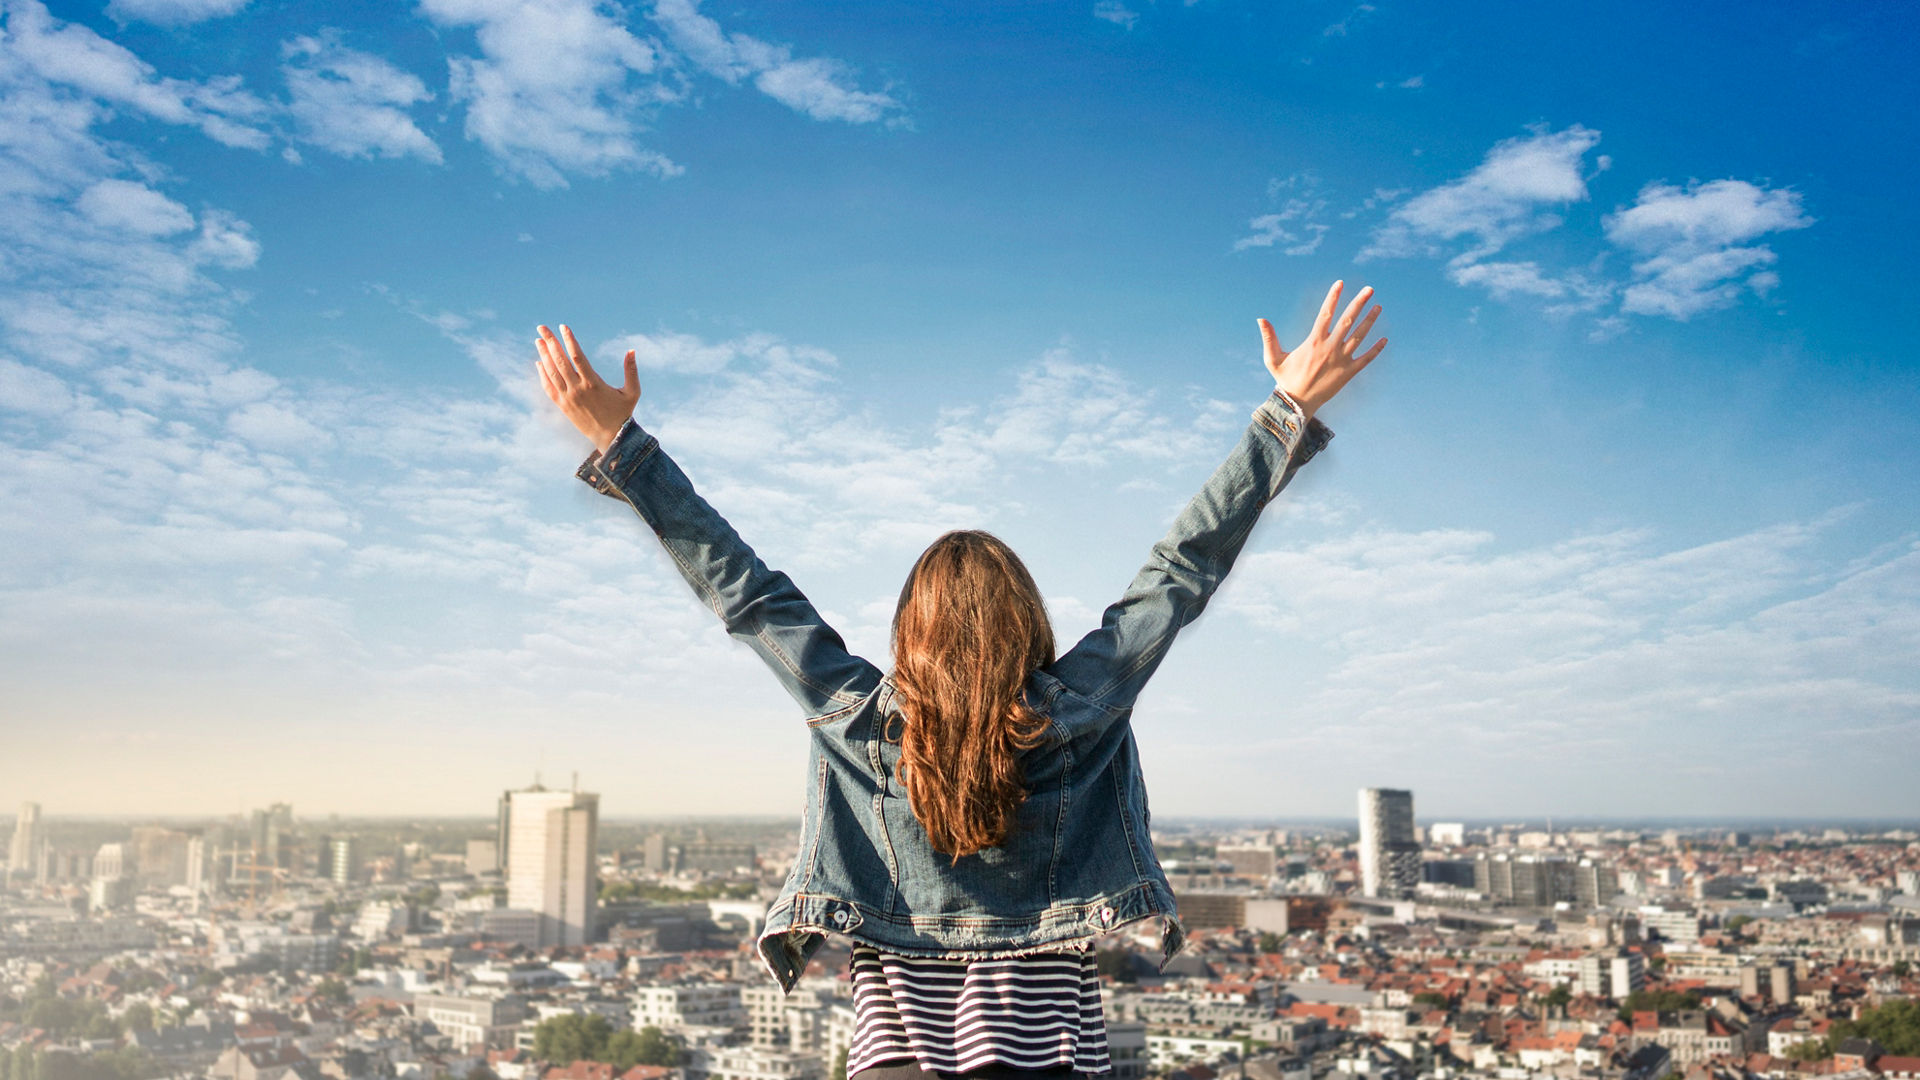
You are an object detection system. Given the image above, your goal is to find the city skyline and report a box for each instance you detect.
[1,1,1916,818]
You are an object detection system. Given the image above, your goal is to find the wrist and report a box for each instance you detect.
[1271,383,1314,421]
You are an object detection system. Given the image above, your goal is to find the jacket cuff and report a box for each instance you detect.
[1252,389,1334,467]
[574,417,657,497]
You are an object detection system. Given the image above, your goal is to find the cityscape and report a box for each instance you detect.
[4,789,1918,1080]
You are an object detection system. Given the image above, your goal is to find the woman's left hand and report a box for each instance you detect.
[535,323,640,453]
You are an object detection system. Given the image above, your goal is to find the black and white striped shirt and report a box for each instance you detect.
[846,945,1110,1076]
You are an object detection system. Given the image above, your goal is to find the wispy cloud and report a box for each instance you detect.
[1199,513,1920,812]
[281,32,441,163]
[1092,1,1139,31]
[421,0,682,188]
[650,0,905,125]
[1603,178,1814,320]
[1321,3,1376,37]
[3,0,270,149]
[1361,123,1602,264]
[104,0,248,26]
[1233,172,1331,254]
[1356,123,1812,333]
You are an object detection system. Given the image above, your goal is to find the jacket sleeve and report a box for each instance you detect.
[1044,389,1332,717]
[576,418,884,719]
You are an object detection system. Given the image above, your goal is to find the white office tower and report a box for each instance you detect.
[504,784,599,946]
[1358,788,1420,899]
[9,802,42,875]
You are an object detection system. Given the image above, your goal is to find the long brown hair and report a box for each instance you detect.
[890,530,1055,860]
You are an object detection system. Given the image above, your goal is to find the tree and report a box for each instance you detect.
[1543,985,1572,1011]
[531,1015,613,1065]
[1257,932,1282,954]
[1413,991,1451,1011]
[119,1004,154,1034]
[1617,988,1702,1021]
[830,1048,847,1080]
[1783,1039,1829,1062]
[1725,915,1753,934]
[314,980,351,1007]
[27,999,76,1035]
[620,1028,678,1069]
[1828,998,1920,1056]
[1893,960,1911,978]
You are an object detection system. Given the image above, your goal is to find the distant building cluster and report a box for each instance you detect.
[3,791,1918,1080]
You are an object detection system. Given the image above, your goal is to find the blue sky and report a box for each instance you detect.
[2,0,1916,822]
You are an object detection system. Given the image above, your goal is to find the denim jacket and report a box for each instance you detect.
[577,389,1331,992]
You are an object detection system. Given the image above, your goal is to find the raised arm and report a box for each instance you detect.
[1046,280,1385,716]
[536,325,882,718]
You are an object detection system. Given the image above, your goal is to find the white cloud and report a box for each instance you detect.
[1235,173,1331,254]
[1205,514,1920,806]
[1445,258,1614,316]
[1093,1,1139,30]
[75,177,193,236]
[1234,212,1328,255]
[599,329,744,374]
[3,0,269,149]
[420,0,682,188]
[965,348,1239,468]
[187,208,261,269]
[1322,2,1376,37]
[1603,178,1813,320]
[1362,123,1600,264]
[753,57,900,125]
[281,32,442,163]
[650,0,904,125]
[1356,125,1811,329]
[1444,259,1566,298]
[1338,186,1408,220]
[105,0,248,26]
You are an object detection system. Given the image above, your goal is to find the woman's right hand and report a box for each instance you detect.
[536,323,641,454]
[1259,280,1386,420]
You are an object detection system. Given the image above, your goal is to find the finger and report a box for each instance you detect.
[561,325,601,386]
[537,328,572,388]
[1357,336,1387,366]
[1313,280,1343,340]
[1351,303,1383,346]
[536,356,560,402]
[541,325,582,387]
[621,350,640,398]
[1258,318,1284,363]
[1335,285,1374,342]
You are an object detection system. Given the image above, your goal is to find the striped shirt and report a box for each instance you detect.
[846,945,1110,1076]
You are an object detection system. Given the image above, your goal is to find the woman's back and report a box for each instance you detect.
[537,279,1384,1073]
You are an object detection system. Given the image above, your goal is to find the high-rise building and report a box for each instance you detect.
[9,802,42,875]
[248,803,295,869]
[132,827,193,887]
[466,839,499,877]
[1576,949,1646,1000]
[1357,788,1419,899]
[328,837,362,886]
[1574,858,1619,908]
[1474,852,1578,906]
[503,783,599,946]
[185,836,209,894]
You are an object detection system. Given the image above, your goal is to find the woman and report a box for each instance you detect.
[536,280,1385,1080]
